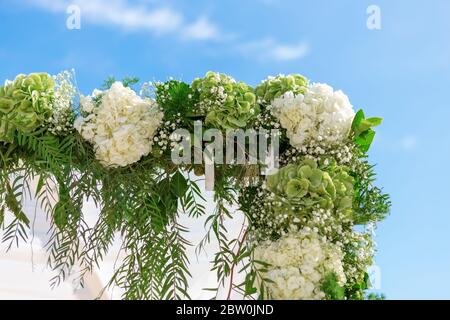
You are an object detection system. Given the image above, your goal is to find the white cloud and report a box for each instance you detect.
[24,0,309,61]
[28,0,185,34]
[27,0,67,12]
[237,38,309,62]
[271,42,309,61]
[182,17,219,41]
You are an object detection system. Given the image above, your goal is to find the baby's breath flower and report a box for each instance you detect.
[46,70,77,135]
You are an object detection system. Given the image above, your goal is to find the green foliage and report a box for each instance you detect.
[179,175,206,218]
[351,109,383,152]
[122,77,140,88]
[367,292,386,300]
[322,273,346,300]
[16,129,75,173]
[102,76,139,90]
[349,111,391,224]
[352,160,391,224]
[345,272,372,300]
[154,80,197,127]
[59,165,197,300]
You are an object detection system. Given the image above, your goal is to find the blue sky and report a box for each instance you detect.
[1,0,450,299]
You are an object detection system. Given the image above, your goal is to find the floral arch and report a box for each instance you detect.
[0,71,390,300]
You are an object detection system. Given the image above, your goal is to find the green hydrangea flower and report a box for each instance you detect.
[266,159,354,217]
[0,73,54,141]
[255,74,309,105]
[191,71,259,130]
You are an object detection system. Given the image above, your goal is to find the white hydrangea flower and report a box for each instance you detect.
[80,95,95,113]
[271,83,355,148]
[75,82,163,167]
[254,228,346,300]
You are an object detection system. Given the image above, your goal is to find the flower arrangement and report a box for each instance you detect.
[0,70,390,301]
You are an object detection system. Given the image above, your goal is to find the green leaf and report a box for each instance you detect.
[352,109,383,138]
[5,181,29,226]
[122,76,140,88]
[356,119,382,135]
[150,209,169,233]
[35,174,46,197]
[102,76,116,90]
[171,171,188,198]
[351,109,365,131]
[351,109,381,152]
[0,206,5,227]
[354,129,376,152]
[53,202,68,230]
[363,272,371,290]
[244,272,257,295]
[365,117,383,127]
